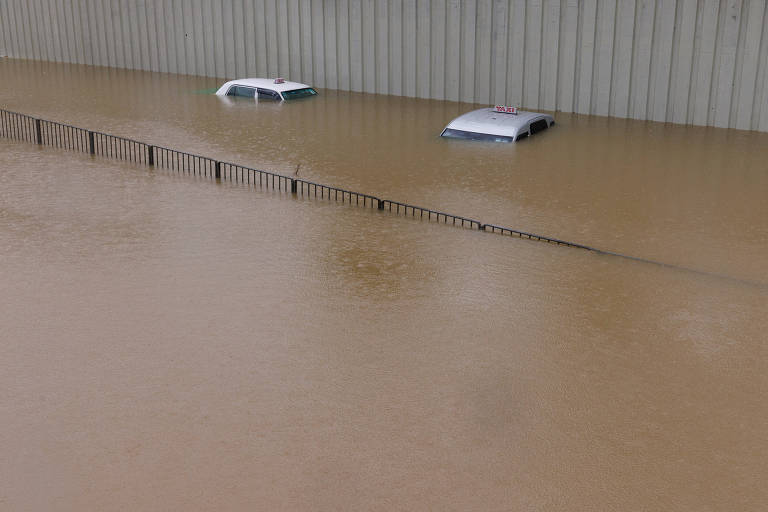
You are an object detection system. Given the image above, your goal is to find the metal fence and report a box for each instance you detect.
[0,107,601,254]
[1,109,38,143]
[380,199,482,230]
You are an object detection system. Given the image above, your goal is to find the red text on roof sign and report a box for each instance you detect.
[494,105,518,114]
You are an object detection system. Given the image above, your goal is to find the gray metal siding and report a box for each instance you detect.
[2,0,768,131]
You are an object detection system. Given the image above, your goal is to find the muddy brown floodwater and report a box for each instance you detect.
[1,59,768,511]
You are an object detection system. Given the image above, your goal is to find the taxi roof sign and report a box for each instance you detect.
[494,105,518,114]
[274,77,286,84]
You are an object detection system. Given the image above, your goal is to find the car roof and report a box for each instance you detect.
[219,78,312,92]
[444,108,554,137]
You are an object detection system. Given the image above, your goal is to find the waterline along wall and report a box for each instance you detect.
[1,0,768,132]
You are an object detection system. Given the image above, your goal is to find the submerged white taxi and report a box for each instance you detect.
[441,106,554,142]
[215,77,318,101]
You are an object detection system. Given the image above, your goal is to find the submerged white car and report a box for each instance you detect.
[215,77,318,101]
[441,106,554,142]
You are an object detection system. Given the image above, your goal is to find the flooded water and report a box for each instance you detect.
[2,58,768,510]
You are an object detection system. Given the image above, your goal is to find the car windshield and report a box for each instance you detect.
[282,87,318,100]
[441,128,515,143]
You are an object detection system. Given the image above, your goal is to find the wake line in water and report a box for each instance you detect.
[1,107,763,290]
[452,221,764,289]
[582,248,765,289]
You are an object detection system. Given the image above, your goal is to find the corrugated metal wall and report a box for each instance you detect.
[2,0,768,131]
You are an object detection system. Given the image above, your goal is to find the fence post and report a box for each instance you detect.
[290,179,297,194]
[147,145,154,166]
[35,119,42,144]
[478,224,486,231]
[215,161,221,179]
[88,131,95,154]
[377,199,384,210]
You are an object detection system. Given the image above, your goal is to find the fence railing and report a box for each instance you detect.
[1,107,602,254]
[1,109,37,143]
[2,107,762,288]
[380,199,483,230]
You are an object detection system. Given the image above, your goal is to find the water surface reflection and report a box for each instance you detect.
[1,59,768,511]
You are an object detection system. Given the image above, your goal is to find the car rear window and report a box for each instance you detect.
[282,88,318,100]
[440,128,515,143]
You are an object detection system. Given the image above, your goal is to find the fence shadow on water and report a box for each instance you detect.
[3,107,765,289]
